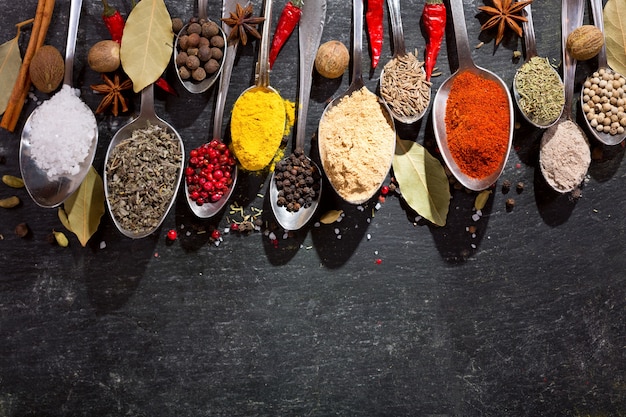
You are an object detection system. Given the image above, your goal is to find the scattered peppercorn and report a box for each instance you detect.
[274,149,321,212]
[505,198,515,211]
[166,229,178,241]
[516,181,525,193]
[15,223,29,238]
[501,179,511,193]
[380,185,390,196]
[211,229,221,240]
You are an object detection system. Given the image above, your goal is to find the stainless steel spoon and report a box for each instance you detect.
[173,0,227,94]
[379,0,430,124]
[184,0,241,218]
[580,0,626,146]
[317,0,397,205]
[512,1,564,128]
[19,0,98,208]
[230,0,286,172]
[431,0,514,191]
[104,84,184,239]
[269,0,326,231]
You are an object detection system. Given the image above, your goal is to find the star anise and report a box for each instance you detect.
[478,0,533,45]
[90,73,133,116]
[221,3,265,46]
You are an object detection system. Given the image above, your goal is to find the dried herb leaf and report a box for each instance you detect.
[63,166,105,247]
[392,138,450,226]
[120,0,174,92]
[320,209,343,224]
[57,207,72,232]
[604,0,626,76]
[0,32,22,115]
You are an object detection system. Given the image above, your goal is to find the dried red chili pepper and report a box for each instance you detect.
[155,77,178,97]
[100,0,125,43]
[268,0,303,69]
[422,0,446,81]
[365,0,384,69]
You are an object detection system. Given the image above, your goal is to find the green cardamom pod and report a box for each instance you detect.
[0,196,20,208]
[2,175,25,188]
[474,190,492,211]
[53,231,69,247]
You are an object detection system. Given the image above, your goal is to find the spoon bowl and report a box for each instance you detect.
[432,0,514,191]
[539,0,590,193]
[378,0,430,124]
[579,0,626,146]
[104,85,184,239]
[270,0,326,230]
[318,0,396,205]
[173,0,227,94]
[19,0,98,208]
[512,1,564,129]
[185,0,243,218]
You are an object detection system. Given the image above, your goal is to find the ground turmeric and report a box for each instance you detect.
[230,87,287,171]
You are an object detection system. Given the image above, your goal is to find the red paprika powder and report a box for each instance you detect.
[445,70,509,179]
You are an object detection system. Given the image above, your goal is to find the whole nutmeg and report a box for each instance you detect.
[566,25,604,61]
[315,40,350,79]
[87,40,121,73]
[29,45,64,93]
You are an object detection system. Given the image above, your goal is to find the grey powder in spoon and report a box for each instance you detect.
[540,120,590,192]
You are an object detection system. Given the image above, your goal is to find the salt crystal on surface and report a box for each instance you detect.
[28,85,96,178]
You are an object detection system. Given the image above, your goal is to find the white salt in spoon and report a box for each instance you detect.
[20,0,98,208]
[317,0,396,205]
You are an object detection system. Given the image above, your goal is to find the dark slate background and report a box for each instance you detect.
[0,0,624,416]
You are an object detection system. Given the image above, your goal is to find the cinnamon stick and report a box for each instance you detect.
[1,0,55,132]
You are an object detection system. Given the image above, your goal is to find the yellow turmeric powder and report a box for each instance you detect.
[231,87,287,171]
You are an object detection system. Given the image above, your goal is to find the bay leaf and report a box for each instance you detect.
[604,0,626,76]
[120,0,174,92]
[392,138,450,227]
[63,166,105,247]
[320,209,343,224]
[0,33,23,115]
[57,207,72,232]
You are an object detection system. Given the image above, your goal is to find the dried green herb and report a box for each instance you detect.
[514,56,564,125]
[392,138,450,226]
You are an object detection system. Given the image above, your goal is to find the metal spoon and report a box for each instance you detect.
[185,0,242,218]
[19,0,98,208]
[378,0,430,124]
[230,0,286,172]
[317,0,397,205]
[580,0,626,146]
[512,1,564,128]
[431,0,514,191]
[539,0,590,193]
[103,84,184,239]
[173,0,227,94]
[269,0,326,231]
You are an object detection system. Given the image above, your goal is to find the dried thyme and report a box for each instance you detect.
[380,51,431,118]
[515,56,564,126]
[106,124,182,235]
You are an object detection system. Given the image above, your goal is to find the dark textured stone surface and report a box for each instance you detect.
[0,0,624,416]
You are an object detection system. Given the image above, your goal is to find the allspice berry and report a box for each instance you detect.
[29,45,64,93]
[315,40,350,79]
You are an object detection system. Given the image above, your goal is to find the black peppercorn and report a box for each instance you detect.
[505,198,515,211]
[501,179,511,194]
[516,182,525,193]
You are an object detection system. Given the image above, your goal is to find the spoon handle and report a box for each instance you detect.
[138,84,157,120]
[256,0,273,87]
[351,0,364,84]
[198,0,208,21]
[64,0,83,86]
[450,0,473,70]
[521,1,538,59]
[590,0,608,68]
[388,0,406,57]
[561,0,584,119]
[295,0,326,151]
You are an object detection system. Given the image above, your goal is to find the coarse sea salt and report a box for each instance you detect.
[28,85,96,178]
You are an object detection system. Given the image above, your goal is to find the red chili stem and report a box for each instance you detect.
[268,0,303,69]
[422,0,446,81]
[366,0,384,69]
[100,0,125,43]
